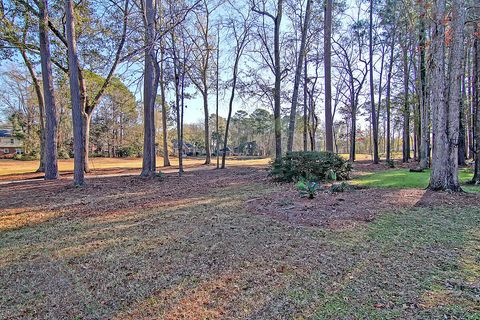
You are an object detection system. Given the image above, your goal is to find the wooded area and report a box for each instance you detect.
[1,0,480,318]
[1,0,479,190]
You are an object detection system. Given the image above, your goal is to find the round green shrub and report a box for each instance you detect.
[269,151,352,182]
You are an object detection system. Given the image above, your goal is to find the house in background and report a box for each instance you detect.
[0,128,23,158]
[172,140,205,157]
[234,141,257,156]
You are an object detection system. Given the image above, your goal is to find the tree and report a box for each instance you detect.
[428,0,465,191]
[333,15,369,162]
[324,0,333,152]
[384,27,395,162]
[221,4,251,168]
[159,45,171,166]
[141,0,157,177]
[472,10,480,184]
[38,0,58,180]
[251,0,284,161]
[0,8,47,171]
[368,0,379,163]
[286,0,312,152]
[65,0,85,186]
[418,0,429,169]
[186,0,219,165]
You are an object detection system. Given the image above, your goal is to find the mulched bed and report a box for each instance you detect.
[246,183,480,229]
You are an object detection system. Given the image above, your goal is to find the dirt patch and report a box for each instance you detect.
[247,184,480,229]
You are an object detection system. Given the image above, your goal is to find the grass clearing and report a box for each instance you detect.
[1,167,479,318]
[352,167,480,192]
[0,156,271,177]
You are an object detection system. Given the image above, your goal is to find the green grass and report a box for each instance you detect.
[353,168,480,192]
[308,206,480,319]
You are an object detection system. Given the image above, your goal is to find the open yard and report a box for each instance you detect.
[0,157,271,181]
[0,162,479,319]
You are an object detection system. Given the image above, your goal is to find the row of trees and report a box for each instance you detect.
[1,0,479,191]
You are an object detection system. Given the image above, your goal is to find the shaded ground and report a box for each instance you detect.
[1,166,479,319]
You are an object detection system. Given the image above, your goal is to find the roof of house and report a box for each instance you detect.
[0,129,13,138]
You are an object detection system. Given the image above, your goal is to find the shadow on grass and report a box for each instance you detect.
[1,167,479,319]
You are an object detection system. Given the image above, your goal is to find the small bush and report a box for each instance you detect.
[155,171,165,180]
[386,159,395,168]
[270,151,352,182]
[330,182,352,193]
[58,149,70,160]
[14,153,39,161]
[296,177,321,199]
[116,146,142,158]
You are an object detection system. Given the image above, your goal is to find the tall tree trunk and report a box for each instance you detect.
[203,90,211,164]
[418,5,430,169]
[467,47,475,159]
[38,0,58,180]
[402,45,410,162]
[369,0,379,163]
[273,0,283,161]
[160,48,170,167]
[385,31,395,162]
[215,29,220,169]
[472,21,480,183]
[458,48,468,165]
[429,0,464,191]
[303,55,308,152]
[141,0,156,177]
[221,61,239,169]
[180,55,186,174]
[324,0,333,152]
[349,110,356,162]
[65,0,85,186]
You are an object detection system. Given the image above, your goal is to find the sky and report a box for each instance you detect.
[0,0,377,130]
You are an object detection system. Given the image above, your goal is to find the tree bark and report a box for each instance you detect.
[303,55,308,152]
[349,110,356,162]
[38,0,58,180]
[159,47,170,167]
[324,0,333,152]
[65,0,85,186]
[418,4,430,169]
[274,0,283,161]
[369,0,379,163]
[202,90,211,164]
[429,0,464,191]
[402,44,410,162]
[472,21,480,183]
[385,32,395,162]
[141,0,156,177]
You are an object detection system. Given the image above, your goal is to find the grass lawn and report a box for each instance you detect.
[1,166,479,319]
[353,167,480,192]
[0,156,271,177]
